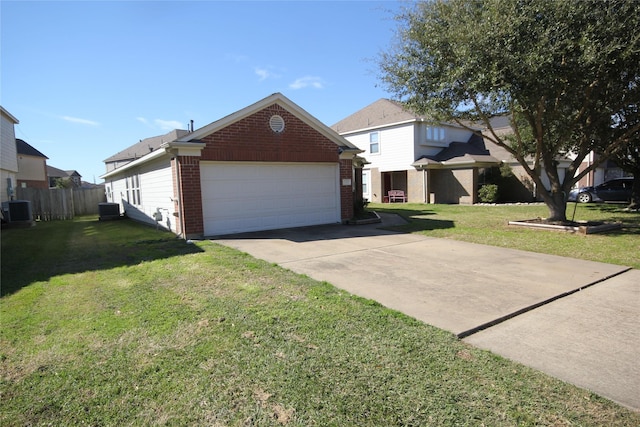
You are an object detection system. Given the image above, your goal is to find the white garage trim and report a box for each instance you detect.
[200,161,341,236]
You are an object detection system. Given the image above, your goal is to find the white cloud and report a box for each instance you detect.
[136,117,150,126]
[289,76,325,90]
[61,115,100,126]
[154,119,184,130]
[255,66,281,82]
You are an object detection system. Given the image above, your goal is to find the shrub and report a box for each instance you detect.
[478,184,499,203]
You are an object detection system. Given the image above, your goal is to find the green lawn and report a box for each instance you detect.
[371,202,640,269]
[1,214,639,426]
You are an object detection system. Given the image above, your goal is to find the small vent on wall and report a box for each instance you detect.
[269,115,285,133]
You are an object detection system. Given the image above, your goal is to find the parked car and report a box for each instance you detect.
[567,177,634,203]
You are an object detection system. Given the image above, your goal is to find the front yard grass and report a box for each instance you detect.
[1,215,639,425]
[371,202,640,269]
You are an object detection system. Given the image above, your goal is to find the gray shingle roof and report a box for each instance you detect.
[103,129,190,163]
[331,99,427,134]
[16,139,48,159]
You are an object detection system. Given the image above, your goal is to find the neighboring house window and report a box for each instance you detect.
[126,174,141,205]
[426,126,445,142]
[369,132,380,154]
[362,170,369,195]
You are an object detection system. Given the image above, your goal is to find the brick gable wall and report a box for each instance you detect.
[199,104,339,163]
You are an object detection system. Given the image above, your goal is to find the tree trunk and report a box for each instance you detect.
[545,191,568,222]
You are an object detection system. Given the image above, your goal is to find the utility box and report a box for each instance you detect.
[98,203,121,221]
[1,200,33,222]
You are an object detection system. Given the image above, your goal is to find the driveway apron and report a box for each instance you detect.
[213,215,639,411]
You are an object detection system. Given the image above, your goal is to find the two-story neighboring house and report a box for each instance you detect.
[16,139,49,189]
[1,107,20,203]
[332,99,501,204]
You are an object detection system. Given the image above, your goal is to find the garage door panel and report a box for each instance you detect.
[201,162,340,236]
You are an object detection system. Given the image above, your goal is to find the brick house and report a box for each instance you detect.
[101,93,364,238]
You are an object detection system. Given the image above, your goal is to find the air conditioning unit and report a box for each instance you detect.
[1,200,33,222]
[98,202,121,221]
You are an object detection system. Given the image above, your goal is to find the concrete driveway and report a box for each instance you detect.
[213,214,639,411]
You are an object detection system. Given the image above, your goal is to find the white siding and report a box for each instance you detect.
[1,111,19,202]
[344,123,416,172]
[106,157,177,233]
[1,113,18,173]
[414,123,474,160]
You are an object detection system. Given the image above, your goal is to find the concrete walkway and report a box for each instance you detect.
[213,214,639,411]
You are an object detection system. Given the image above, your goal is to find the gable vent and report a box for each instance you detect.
[269,115,285,133]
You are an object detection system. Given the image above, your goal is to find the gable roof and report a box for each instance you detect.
[1,106,19,124]
[103,129,191,163]
[47,165,69,178]
[179,92,360,151]
[412,133,500,169]
[47,165,82,179]
[16,139,48,159]
[331,99,428,135]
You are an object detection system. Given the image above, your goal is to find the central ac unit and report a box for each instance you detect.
[1,200,33,222]
[98,202,121,220]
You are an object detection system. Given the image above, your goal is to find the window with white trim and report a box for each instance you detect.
[369,132,380,154]
[126,174,141,205]
[362,170,369,195]
[426,126,445,142]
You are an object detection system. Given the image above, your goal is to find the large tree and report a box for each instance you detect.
[379,0,640,221]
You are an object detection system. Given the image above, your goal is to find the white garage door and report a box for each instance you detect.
[200,162,341,236]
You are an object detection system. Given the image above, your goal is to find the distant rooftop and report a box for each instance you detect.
[16,138,48,159]
[103,129,190,163]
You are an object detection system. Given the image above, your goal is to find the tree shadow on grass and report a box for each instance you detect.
[578,203,640,236]
[374,206,455,233]
[1,218,203,297]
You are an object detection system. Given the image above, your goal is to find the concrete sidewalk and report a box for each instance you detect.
[213,215,639,410]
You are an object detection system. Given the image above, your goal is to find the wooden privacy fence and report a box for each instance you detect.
[16,187,106,221]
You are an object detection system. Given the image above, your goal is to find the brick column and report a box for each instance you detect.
[340,158,354,221]
[174,155,204,239]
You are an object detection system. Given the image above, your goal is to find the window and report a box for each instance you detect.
[362,170,369,195]
[369,132,380,154]
[126,174,141,205]
[426,126,445,142]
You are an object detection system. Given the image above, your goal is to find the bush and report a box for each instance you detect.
[478,184,499,203]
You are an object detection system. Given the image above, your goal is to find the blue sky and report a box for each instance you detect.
[1,0,404,184]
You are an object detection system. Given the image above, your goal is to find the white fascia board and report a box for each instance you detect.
[178,92,360,151]
[1,106,19,124]
[337,118,421,137]
[100,146,170,180]
[339,148,366,160]
[165,141,206,156]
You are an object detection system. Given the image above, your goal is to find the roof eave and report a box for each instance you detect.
[178,93,359,151]
[100,146,172,180]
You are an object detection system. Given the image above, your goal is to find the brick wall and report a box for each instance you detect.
[16,179,48,189]
[173,102,356,236]
[340,158,354,220]
[174,155,204,238]
[200,104,339,163]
